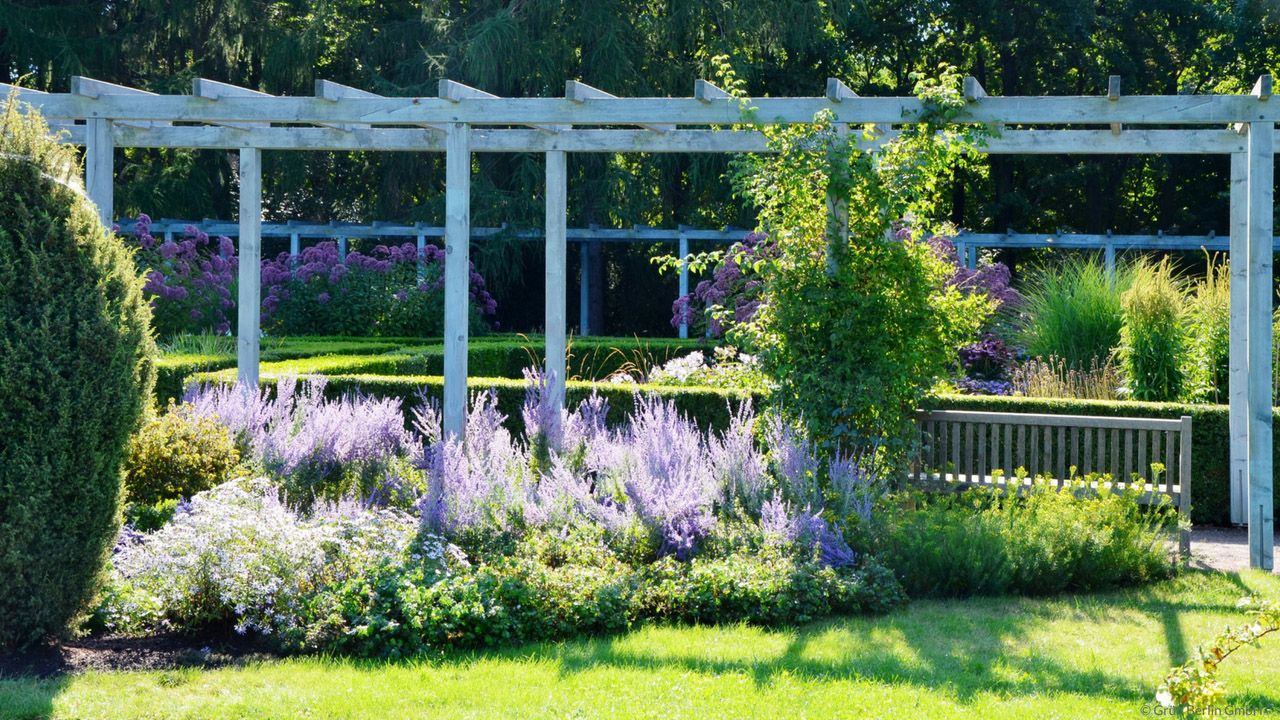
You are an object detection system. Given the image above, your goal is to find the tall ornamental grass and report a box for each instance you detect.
[1119,257,1188,402]
[1183,257,1230,403]
[1015,255,1132,371]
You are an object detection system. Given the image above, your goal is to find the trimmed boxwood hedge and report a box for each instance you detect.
[155,339,412,403]
[188,369,766,436]
[924,393,1275,526]
[160,335,707,404]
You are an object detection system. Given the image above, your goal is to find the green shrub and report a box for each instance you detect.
[123,407,242,506]
[872,482,1177,598]
[1183,258,1231,403]
[1015,255,1132,370]
[639,552,905,625]
[153,338,413,403]
[155,335,708,403]
[0,98,157,648]
[1120,258,1189,402]
[124,499,180,534]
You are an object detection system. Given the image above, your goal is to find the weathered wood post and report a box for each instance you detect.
[579,241,590,336]
[545,149,568,410]
[443,122,471,439]
[1246,92,1275,568]
[237,148,262,387]
[1230,152,1249,525]
[85,118,113,227]
[678,229,689,339]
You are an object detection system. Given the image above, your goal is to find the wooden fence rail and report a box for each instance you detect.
[911,409,1192,556]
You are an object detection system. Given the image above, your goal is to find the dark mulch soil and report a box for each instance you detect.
[0,630,281,679]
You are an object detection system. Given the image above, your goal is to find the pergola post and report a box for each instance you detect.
[416,229,427,281]
[443,122,471,439]
[237,148,262,387]
[85,118,113,227]
[1104,235,1116,283]
[579,241,590,336]
[1229,151,1249,525]
[678,229,689,339]
[545,149,568,410]
[1247,118,1275,570]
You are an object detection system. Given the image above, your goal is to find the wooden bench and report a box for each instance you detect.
[911,410,1192,556]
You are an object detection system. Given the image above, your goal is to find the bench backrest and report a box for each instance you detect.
[911,410,1191,502]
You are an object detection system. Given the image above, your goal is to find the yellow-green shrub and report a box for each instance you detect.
[124,408,241,506]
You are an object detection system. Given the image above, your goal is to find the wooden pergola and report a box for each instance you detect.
[5,74,1275,569]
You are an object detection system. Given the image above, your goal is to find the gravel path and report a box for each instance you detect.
[1189,527,1280,574]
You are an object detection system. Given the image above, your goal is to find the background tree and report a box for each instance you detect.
[2,0,1276,334]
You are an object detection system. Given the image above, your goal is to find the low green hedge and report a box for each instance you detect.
[189,369,766,436]
[155,341,408,403]
[924,393,1275,526]
[159,335,708,404]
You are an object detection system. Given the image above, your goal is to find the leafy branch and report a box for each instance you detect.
[1157,596,1280,715]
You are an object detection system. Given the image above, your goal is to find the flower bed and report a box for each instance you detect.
[101,375,903,657]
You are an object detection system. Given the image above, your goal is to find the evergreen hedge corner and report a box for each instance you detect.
[0,97,157,649]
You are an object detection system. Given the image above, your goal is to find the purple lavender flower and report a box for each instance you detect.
[766,414,821,509]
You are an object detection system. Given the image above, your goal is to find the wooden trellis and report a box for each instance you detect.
[4,73,1274,569]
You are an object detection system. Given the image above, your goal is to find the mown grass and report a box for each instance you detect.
[3,570,1279,719]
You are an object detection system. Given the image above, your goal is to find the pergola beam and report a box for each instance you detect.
[71,77,169,130]
[440,79,560,133]
[566,80,673,133]
[694,80,733,103]
[316,79,445,132]
[193,78,271,131]
[76,126,1250,154]
[827,78,889,136]
[17,91,1280,125]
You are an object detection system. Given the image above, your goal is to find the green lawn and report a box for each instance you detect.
[4,571,1280,719]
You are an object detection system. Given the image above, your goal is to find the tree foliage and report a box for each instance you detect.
[2,0,1277,332]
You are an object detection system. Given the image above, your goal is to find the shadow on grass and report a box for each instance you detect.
[542,612,1154,705]
[527,570,1280,707]
[0,676,67,720]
